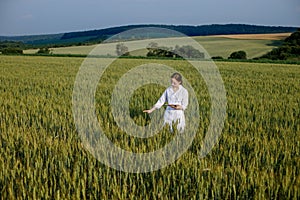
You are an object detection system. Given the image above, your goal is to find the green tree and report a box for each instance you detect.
[0,41,26,55]
[116,43,130,56]
[146,42,159,57]
[174,45,204,59]
[211,56,224,59]
[260,29,300,60]
[284,29,300,46]
[228,50,247,59]
[146,45,175,58]
[37,47,51,54]
[1,47,23,55]
[146,43,204,59]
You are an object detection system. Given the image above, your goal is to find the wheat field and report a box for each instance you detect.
[0,55,299,199]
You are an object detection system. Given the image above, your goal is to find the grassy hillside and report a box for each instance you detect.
[1,24,296,46]
[24,33,291,59]
[194,35,286,59]
[260,29,300,61]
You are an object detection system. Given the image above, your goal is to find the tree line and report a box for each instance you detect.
[115,42,205,59]
[62,24,296,40]
[259,28,300,60]
[0,41,52,55]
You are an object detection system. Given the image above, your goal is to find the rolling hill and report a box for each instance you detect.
[0,24,297,46]
[23,33,291,59]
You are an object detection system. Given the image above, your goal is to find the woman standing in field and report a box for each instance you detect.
[143,72,188,132]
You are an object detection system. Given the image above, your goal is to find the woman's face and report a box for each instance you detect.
[171,78,181,87]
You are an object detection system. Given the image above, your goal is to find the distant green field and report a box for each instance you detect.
[194,36,280,59]
[24,34,285,59]
[0,55,299,199]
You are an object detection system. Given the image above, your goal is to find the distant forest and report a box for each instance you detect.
[62,24,296,38]
[0,24,297,46]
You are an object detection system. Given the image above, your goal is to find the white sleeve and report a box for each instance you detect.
[154,90,167,109]
[181,89,188,110]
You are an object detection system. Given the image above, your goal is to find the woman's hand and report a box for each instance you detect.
[143,108,155,114]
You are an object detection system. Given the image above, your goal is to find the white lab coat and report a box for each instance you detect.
[154,85,188,132]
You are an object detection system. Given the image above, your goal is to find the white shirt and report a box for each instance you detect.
[154,85,189,110]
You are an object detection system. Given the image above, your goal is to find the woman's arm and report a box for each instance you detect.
[143,90,167,113]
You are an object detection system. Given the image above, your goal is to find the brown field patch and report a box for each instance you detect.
[209,33,292,40]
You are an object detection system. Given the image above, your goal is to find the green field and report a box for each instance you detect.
[24,34,286,59]
[0,55,299,199]
[194,36,280,59]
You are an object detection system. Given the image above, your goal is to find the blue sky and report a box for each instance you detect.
[0,0,299,36]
